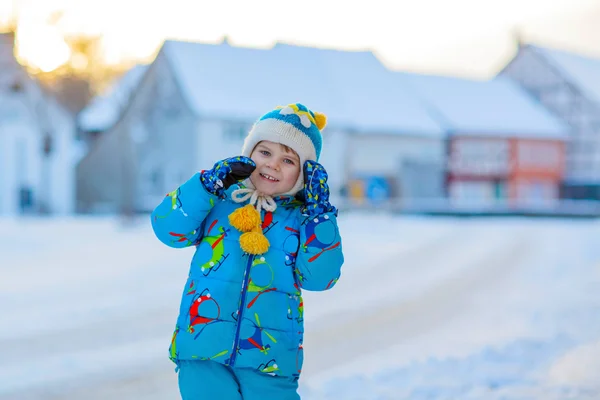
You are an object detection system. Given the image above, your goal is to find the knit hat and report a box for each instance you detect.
[228,103,327,256]
[241,103,327,196]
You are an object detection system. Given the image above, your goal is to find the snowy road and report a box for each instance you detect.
[1,215,599,399]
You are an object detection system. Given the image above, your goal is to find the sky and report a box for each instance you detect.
[2,0,600,76]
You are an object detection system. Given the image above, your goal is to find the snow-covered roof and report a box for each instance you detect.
[162,40,445,137]
[77,64,148,132]
[273,44,444,136]
[531,45,600,105]
[399,73,570,139]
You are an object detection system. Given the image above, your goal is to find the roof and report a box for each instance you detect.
[530,45,600,105]
[273,44,444,136]
[399,73,570,139]
[77,65,148,132]
[161,40,445,137]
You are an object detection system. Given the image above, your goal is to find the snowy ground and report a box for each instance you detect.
[1,212,600,399]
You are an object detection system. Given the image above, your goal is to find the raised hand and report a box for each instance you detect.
[200,156,256,198]
[302,160,336,216]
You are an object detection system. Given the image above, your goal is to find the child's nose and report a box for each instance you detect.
[268,160,280,171]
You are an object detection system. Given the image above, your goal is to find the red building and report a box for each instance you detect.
[401,72,570,210]
[448,136,565,207]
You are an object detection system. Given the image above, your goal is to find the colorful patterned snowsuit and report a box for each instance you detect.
[151,172,344,380]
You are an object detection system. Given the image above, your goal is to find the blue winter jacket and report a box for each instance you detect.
[151,172,344,378]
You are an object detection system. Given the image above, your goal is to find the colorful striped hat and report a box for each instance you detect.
[241,103,327,195]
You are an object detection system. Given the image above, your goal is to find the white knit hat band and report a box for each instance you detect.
[242,119,317,163]
[241,118,315,197]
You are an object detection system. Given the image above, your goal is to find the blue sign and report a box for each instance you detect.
[365,177,391,202]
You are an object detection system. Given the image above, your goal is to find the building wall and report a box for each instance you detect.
[44,98,77,215]
[447,136,510,207]
[133,51,198,213]
[0,94,76,215]
[75,115,124,213]
[502,46,600,187]
[448,135,565,207]
[195,119,248,172]
[508,138,565,205]
[0,119,40,215]
[346,134,445,202]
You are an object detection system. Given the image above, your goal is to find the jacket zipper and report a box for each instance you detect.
[229,253,254,366]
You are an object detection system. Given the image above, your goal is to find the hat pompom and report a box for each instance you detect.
[229,204,261,232]
[313,112,327,131]
[240,229,270,255]
[229,203,270,255]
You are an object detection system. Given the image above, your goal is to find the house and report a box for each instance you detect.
[77,64,148,147]
[501,43,600,200]
[0,32,77,216]
[76,39,446,214]
[401,73,570,208]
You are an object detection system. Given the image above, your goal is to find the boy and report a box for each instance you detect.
[151,103,344,400]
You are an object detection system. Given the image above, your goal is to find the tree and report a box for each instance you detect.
[35,23,127,114]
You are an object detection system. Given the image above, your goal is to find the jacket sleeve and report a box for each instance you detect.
[294,210,344,291]
[150,172,217,248]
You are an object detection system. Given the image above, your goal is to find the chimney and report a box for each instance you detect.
[0,31,16,55]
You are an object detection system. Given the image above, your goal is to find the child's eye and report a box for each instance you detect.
[260,150,270,156]
[283,159,295,165]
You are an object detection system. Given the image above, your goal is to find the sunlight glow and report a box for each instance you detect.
[15,17,70,72]
[6,0,600,76]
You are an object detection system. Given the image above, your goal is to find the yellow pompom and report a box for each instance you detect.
[239,229,270,255]
[229,204,261,232]
[313,111,327,131]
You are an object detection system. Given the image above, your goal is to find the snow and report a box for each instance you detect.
[77,65,149,132]
[399,73,570,138]
[1,214,600,399]
[533,45,600,106]
[162,40,445,137]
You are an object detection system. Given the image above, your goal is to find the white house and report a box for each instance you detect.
[0,32,77,216]
[400,73,570,208]
[77,39,447,214]
[501,43,600,200]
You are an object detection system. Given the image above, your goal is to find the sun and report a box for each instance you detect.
[14,17,70,73]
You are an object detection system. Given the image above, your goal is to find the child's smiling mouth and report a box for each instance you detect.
[260,173,279,182]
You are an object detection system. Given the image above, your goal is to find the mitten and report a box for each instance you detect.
[302,160,336,216]
[200,156,256,198]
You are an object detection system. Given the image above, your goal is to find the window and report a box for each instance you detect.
[516,142,561,169]
[450,139,510,176]
[42,133,53,156]
[10,81,23,93]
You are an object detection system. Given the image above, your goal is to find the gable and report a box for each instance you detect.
[78,65,149,132]
[532,45,600,105]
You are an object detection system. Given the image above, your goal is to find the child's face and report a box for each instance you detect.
[249,141,301,196]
